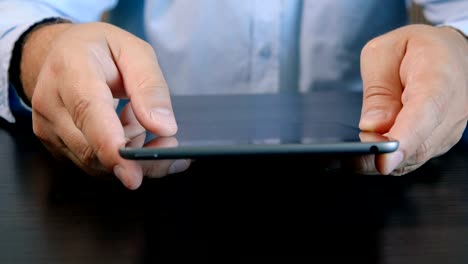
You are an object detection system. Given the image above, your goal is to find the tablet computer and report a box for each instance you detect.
[119,92,398,160]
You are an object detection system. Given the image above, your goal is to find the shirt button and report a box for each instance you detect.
[259,44,272,59]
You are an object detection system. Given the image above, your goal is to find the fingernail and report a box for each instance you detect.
[151,107,175,123]
[383,151,404,175]
[168,159,190,174]
[362,109,387,121]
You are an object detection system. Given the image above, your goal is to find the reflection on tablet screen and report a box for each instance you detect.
[120,92,398,159]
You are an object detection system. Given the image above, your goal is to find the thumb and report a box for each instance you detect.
[359,34,405,134]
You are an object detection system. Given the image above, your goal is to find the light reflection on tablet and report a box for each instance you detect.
[124,92,394,149]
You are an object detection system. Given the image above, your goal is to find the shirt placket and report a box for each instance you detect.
[250,0,281,93]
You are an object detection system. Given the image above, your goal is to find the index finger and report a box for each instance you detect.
[59,78,143,190]
[106,30,177,137]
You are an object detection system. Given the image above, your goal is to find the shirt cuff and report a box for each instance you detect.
[1,17,70,123]
[0,23,36,123]
[8,17,71,110]
[8,83,31,119]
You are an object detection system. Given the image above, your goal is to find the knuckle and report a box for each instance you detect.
[31,113,54,145]
[133,76,167,97]
[391,163,422,176]
[30,83,50,115]
[76,154,110,177]
[47,54,66,77]
[423,94,447,126]
[32,120,48,142]
[361,37,384,57]
[72,98,92,130]
[391,167,407,176]
[31,95,45,115]
[414,141,432,164]
[75,138,111,171]
[138,40,155,55]
[92,139,111,168]
[364,83,395,100]
[77,144,96,167]
[134,74,156,91]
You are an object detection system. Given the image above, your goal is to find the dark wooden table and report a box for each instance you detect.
[2,123,468,263]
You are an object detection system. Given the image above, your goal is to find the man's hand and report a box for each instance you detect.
[21,22,190,189]
[359,24,468,175]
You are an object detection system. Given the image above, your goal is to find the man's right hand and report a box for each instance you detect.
[20,22,190,189]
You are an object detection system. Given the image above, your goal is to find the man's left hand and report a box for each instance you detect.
[358,24,468,175]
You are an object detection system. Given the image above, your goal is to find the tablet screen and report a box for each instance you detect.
[120,92,398,159]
